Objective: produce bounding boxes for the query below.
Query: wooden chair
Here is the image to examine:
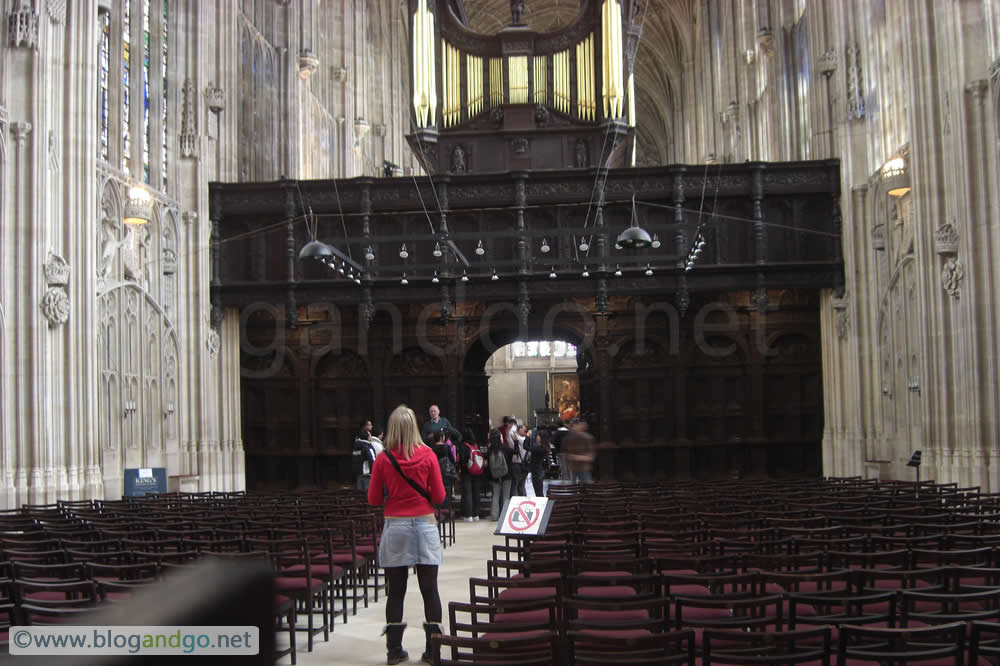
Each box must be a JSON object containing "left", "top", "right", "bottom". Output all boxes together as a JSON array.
[
  {"left": 968, "top": 620, "right": 1000, "bottom": 665},
  {"left": 702, "top": 627, "right": 832, "bottom": 665},
  {"left": 835, "top": 621, "right": 966, "bottom": 666},
  {"left": 429, "top": 631, "right": 559, "bottom": 665},
  {"left": 569, "top": 628, "right": 696, "bottom": 666},
  {"left": 447, "top": 597, "right": 558, "bottom": 639}
]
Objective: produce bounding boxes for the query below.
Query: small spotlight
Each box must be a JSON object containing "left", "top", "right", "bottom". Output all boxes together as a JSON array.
[
  {"left": 354, "top": 277, "right": 361, "bottom": 284},
  {"left": 549, "top": 267, "right": 557, "bottom": 279},
  {"left": 475, "top": 240, "right": 485, "bottom": 256},
  {"left": 491, "top": 268, "right": 499, "bottom": 281},
  {"left": 401, "top": 273, "right": 409, "bottom": 285},
  {"left": 461, "top": 270, "right": 469, "bottom": 282},
  {"left": 651, "top": 234, "right": 661, "bottom": 249},
  {"left": 614, "top": 242, "right": 623, "bottom": 250},
  {"left": 581, "top": 266, "right": 590, "bottom": 277},
  {"left": 541, "top": 238, "right": 550, "bottom": 253},
  {"left": 337, "top": 261, "right": 345, "bottom": 274},
  {"left": 432, "top": 270, "right": 440, "bottom": 284},
  {"left": 399, "top": 243, "right": 408, "bottom": 259},
  {"left": 579, "top": 240, "right": 590, "bottom": 252},
  {"left": 433, "top": 242, "right": 443, "bottom": 258},
  {"left": 645, "top": 264, "right": 654, "bottom": 276},
  {"left": 365, "top": 246, "right": 375, "bottom": 261},
  {"left": 614, "top": 265, "right": 623, "bottom": 277}
]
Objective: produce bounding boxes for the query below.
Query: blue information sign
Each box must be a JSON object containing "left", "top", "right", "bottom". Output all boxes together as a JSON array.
[{"left": 124, "top": 467, "right": 167, "bottom": 496}]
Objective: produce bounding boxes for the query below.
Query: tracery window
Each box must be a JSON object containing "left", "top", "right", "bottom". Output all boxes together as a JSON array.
[
  {"left": 238, "top": 4, "right": 280, "bottom": 181},
  {"left": 99, "top": 1, "right": 170, "bottom": 194},
  {"left": 512, "top": 341, "right": 577, "bottom": 358},
  {"left": 99, "top": 10, "right": 111, "bottom": 162}
]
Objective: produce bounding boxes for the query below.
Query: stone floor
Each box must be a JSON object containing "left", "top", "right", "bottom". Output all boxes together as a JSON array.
[{"left": 276, "top": 518, "right": 505, "bottom": 665}]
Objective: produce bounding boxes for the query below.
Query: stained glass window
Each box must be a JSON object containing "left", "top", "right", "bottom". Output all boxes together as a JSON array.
[
  {"left": 526, "top": 342, "right": 539, "bottom": 357},
  {"left": 142, "top": 0, "right": 150, "bottom": 183},
  {"left": 567, "top": 343, "right": 577, "bottom": 356},
  {"left": 161, "top": 0, "right": 168, "bottom": 191},
  {"left": 98, "top": 11, "right": 110, "bottom": 161},
  {"left": 122, "top": 0, "right": 131, "bottom": 172},
  {"left": 553, "top": 341, "right": 566, "bottom": 357},
  {"left": 512, "top": 342, "right": 526, "bottom": 358},
  {"left": 539, "top": 341, "right": 551, "bottom": 357}
]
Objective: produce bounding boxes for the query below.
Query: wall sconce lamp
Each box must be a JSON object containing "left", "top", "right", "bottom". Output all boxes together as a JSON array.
[
  {"left": 123, "top": 399, "right": 137, "bottom": 416},
  {"left": 907, "top": 376, "right": 920, "bottom": 394},
  {"left": 165, "top": 402, "right": 175, "bottom": 416}
]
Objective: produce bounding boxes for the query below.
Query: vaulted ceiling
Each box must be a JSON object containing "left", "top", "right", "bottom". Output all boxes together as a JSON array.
[{"left": 456, "top": 0, "right": 699, "bottom": 165}]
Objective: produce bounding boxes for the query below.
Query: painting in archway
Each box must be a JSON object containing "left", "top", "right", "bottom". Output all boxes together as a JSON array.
[{"left": 551, "top": 373, "right": 580, "bottom": 422}]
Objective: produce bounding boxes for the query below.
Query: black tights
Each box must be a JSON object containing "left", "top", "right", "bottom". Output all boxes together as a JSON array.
[{"left": 384, "top": 565, "right": 441, "bottom": 624}]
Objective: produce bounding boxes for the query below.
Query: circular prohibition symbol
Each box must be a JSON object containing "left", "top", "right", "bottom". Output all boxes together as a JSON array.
[{"left": 506, "top": 500, "right": 542, "bottom": 532}]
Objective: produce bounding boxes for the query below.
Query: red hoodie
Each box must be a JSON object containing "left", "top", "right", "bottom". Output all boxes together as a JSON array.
[{"left": 368, "top": 444, "right": 447, "bottom": 516}]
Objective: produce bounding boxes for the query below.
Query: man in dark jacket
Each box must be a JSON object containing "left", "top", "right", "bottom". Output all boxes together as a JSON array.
[
  {"left": 525, "top": 429, "right": 550, "bottom": 497},
  {"left": 352, "top": 431, "right": 377, "bottom": 491}
]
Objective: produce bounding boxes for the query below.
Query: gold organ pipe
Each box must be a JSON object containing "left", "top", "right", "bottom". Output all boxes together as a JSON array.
[
  {"left": 441, "top": 40, "right": 448, "bottom": 126},
  {"left": 576, "top": 41, "right": 582, "bottom": 117}
]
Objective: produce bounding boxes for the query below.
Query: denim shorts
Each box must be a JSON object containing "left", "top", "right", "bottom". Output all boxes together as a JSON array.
[{"left": 378, "top": 516, "right": 442, "bottom": 567}]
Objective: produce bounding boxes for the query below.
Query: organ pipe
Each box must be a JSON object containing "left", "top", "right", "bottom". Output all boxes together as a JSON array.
[
  {"left": 601, "top": 0, "right": 624, "bottom": 118},
  {"left": 412, "top": 0, "right": 437, "bottom": 127}
]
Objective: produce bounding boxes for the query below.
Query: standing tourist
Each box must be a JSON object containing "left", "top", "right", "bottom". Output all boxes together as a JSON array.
[{"left": 368, "top": 405, "right": 447, "bottom": 664}]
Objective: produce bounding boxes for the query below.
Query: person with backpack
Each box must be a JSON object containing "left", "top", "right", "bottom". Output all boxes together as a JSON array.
[
  {"left": 429, "top": 431, "right": 458, "bottom": 509},
  {"left": 457, "top": 428, "right": 484, "bottom": 521},
  {"left": 487, "top": 428, "right": 512, "bottom": 521}
]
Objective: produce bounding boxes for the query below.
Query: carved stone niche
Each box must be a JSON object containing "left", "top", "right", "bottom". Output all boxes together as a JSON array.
[
  {"left": 872, "top": 224, "right": 886, "bottom": 251},
  {"left": 205, "top": 86, "right": 225, "bottom": 113},
  {"left": 935, "top": 223, "right": 959, "bottom": 255},
  {"left": 162, "top": 248, "right": 177, "bottom": 275}
]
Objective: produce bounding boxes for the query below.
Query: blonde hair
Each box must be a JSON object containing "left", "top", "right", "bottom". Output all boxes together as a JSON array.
[{"left": 384, "top": 404, "right": 423, "bottom": 459}]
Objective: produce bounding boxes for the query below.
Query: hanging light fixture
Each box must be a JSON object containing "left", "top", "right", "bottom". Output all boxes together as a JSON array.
[
  {"left": 431, "top": 270, "right": 440, "bottom": 284},
  {"left": 651, "top": 234, "right": 661, "bottom": 249},
  {"left": 491, "top": 268, "right": 499, "bottom": 281},
  {"left": 579, "top": 239, "right": 590, "bottom": 252},
  {"left": 398, "top": 243, "right": 409, "bottom": 259},
  {"left": 461, "top": 270, "right": 469, "bottom": 282},
  {"left": 614, "top": 242, "right": 623, "bottom": 250},
  {"left": 616, "top": 194, "right": 652, "bottom": 249},
  {"left": 541, "top": 238, "right": 551, "bottom": 253},
  {"left": 337, "top": 260, "right": 345, "bottom": 274},
  {"left": 581, "top": 266, "right": 590, "bottom": 277},
  {"left": 365, "top": 246, "right": 375, "bottom": 261},
  {"left": 401, "top": 273, "right": 409, "bottom": 285},
  {"left": 298, "top": 239, "right": 334, "bottom": 261},
  {"left": 433, "top": 241, "right": 443, "bottom": 257},
  {"left": 614, "top": 264, "right": 623, "bottom": 277},
  {"left": 123, "top": 185, "right": 154, "bottom": 225},
  {"left": 645, "top": 264, "right": 654, "bottom": 276},
  {"left": 549, "top": 266, "right": 557, "bottom": 279},
  {"left": 475, "top": 240, "right": 485, "bottom": 256}
]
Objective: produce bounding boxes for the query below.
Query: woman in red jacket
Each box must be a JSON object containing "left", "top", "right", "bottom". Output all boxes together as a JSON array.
[{"left": 369, "top": 404, "right": 446, "bottom": 664}]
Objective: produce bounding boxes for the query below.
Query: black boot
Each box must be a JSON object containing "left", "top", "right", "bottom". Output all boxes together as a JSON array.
[
  {"left": 421, "top": 622, "right": 442, "bottom": 663},
  {"left": 382, "top": 622, "right": 408, "bottom": 665}
]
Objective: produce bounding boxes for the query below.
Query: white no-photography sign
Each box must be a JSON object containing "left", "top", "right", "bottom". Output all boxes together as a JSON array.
[{"left": 494, "top": 496, "right": 554, "bottom": 536}]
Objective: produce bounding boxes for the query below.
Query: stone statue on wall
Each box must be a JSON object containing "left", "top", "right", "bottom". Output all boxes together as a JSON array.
[
  {"left": 451, "top": 145, "right": 466, "bottom": 173},
  {"left": 510, "top": 0, "right": 525, "bottom": 25},
  {"left": 99, "top": 218, "right": 124, "bottom": 282},
  {"left": 574, "top": 139, "right": 588, "bottom": 168}
]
